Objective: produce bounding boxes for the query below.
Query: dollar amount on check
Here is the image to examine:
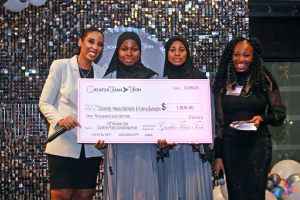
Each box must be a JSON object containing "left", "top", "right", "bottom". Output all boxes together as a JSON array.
[{"left": 78, "top": 79, "right": 212, "bottom": 143}]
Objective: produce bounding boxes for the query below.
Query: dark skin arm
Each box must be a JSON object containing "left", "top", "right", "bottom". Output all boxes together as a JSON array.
[
  {"left": 156, "top": 139, "right": 177, "bottom": 148},
  {"left": 156, "top": 139, "right": 200, "bottom": 149},
  {"left": 95, "top": 140, "right": 108, "bottom": 150},
  {"left": 214, "top": 158, "right": 225, "bottom": 177},
  {"left": 57, "top": 117, "right": 108, "bottom": 150},
  {"left": 250, "top": 116, "right": 263, "bottom": 128},
  {"left": 57, "top": 116, "right": 81, "bottom": 130}
]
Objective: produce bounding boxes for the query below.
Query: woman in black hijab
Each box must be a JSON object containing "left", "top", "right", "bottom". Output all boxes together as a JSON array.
[
  {"left": 103, "top": 32, "right": 158, "bottom": 79},
  {"left": 163, "top": 36, "right": 207, "bottom": 79},
  {"left": 156, "top": 36, "right": 213, "bottom": 200},
  {"left": 97, "top": 32, "right": 159, "bottom": 200}
]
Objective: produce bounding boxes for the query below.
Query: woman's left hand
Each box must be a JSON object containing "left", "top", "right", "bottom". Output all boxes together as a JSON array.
[
  {"left": 250, "top": 116, "right": 263, "bottom": 128},
  {"left": 157, "top": 139, "right": 177, "bottom": 149},
  {"left": 95, "top": 140, "right": 108, "bottom": 150}
]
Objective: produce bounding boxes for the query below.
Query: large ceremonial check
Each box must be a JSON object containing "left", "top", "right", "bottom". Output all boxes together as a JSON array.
[{"left": 78, "top": 79, "right": 212, "bottom": 143}]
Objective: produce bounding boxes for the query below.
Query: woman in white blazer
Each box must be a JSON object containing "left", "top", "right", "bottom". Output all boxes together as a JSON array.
[{"left": 39, "top": 27, "right": 107, "bottom": 200}]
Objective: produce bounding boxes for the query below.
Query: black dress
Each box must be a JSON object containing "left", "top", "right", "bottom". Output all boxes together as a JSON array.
[{"left": 214, "top": 72, "right": 285, "bottom": 200}]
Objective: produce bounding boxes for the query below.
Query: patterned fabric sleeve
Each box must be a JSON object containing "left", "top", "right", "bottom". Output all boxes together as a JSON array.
[
  {"left": 260, "top": 88, "right": 286, "bottom": 127},
  {"left": 213, "top": 91, "right": 225, "bottom": 158}
]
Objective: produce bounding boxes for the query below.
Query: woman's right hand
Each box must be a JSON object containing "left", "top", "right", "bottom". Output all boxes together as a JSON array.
[
  {"left": 57, "top": 116, "right": 81, "bottom": 130},
  {"left": 214, "top": 158, "right": 225, "bottom": 177},
  {"left": 95, "top": 140, "right": 108, "bottom": 150},
  {"left": 156, "top": 139, "right": 177, "bottom": 149}
]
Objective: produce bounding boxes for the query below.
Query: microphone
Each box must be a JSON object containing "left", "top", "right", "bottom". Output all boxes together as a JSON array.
[
  {"left": 218, "top": 169, "right": 226, "bottom": 186},
  {"left": 43, "top": 127, "right": 67, "bottom": 144}
]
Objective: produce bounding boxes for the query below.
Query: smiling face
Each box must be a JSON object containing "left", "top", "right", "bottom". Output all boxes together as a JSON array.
[
  {"left": 232, "top": 41, "right": 254, "bottom": 72},
  {"left": 118, "top": 39, "right": 140, "bottom": 67},
  {"left": 78, "top": 31, "right": 104, "bottom": 62},
  {"left": 168, "top": 40, "right": 187, "bottom": 67}
]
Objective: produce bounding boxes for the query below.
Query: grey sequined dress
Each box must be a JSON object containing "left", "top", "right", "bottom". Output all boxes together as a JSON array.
[
  {"left": 157, "top": 144, "right": 213, "bottom": 200},
  {"left": 102, "top": 71, "right": 159, "bottom": 200},
  {"left": 157, "top": 78, "right": 214, "bottom": 200}
]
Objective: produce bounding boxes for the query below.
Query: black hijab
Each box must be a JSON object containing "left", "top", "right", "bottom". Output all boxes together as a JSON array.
[
  {"left": 104, "top": 32, "right": 158, "bottom": 79},
  {"left": 163, "top": 36, "right": 207, "bottom": 79}
]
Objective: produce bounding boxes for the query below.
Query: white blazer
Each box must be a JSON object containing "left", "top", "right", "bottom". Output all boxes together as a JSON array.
[{"left": 39, "top": 55, "right": 106, "bottom": 158}]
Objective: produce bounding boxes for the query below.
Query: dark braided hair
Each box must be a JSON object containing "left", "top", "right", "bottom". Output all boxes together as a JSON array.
[
  {"left": 212, "top": 37, "right": 278, "bottom": 95},
  {"left": 71, "top": 27, "right": 104, "bottom": 57}
]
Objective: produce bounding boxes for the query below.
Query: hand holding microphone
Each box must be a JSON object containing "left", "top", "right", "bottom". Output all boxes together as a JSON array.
[
  {"left": 43, "top": 116, "right": 81, "bottom": 144},
  {"left": 214, "top": 158, "right": 226, "bottom": 185},
  {"left": 57, "top": 116, "right": 81, "bottom": 131},
  {"left": 218, "top": 169, "right": 226, "bottom": 186}
]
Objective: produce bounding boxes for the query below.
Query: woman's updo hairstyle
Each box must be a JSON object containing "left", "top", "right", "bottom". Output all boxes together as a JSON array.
[{"left": 71, "top": 27, "right": 104, "bottom": 57}]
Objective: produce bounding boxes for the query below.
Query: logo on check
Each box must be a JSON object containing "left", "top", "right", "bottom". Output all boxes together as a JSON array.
[{"left": 86, "top": 86, "right": 141, "bottom": 94}]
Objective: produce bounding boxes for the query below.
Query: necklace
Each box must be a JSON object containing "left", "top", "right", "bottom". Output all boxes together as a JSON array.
[
  {"left": 77, "top": 57, "right": 92, "bottom": 78},
  {"left": 240, "top": 90, "right": 252, "bottom": 97},
  {"left": 79, "top": 67, "right": 92, "bottom": 78},
  {"left": 236, "top": 73, "right": 252, "bottom": 97}
]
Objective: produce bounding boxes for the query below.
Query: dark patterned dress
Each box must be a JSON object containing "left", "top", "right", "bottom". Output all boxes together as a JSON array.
[{"left": 214, "top": 71, "right": 286, "bottom": 200}]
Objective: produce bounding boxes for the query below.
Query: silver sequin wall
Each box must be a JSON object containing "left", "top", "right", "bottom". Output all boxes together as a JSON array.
[{"left": 0, "top": 0, "right": 249, "bottom": 199}]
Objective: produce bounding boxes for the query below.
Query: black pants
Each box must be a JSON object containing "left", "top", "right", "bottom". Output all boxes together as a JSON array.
[{"left": 222, "top": 127, "right": 272, "bottom": 200}]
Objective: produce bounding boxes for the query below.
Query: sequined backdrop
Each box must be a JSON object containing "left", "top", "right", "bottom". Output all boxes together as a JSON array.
[{"left": 0, "top": 0, "right": 249, "bottom": 199}]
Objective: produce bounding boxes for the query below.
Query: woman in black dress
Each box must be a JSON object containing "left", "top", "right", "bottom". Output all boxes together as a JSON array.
[{"left": 212, "top": 37, "right": 286, "bottom": 200}]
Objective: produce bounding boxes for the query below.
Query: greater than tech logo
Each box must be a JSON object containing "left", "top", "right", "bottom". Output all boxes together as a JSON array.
[{"left": 86, "top": 86, "right": 141, "bottom": 93}]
